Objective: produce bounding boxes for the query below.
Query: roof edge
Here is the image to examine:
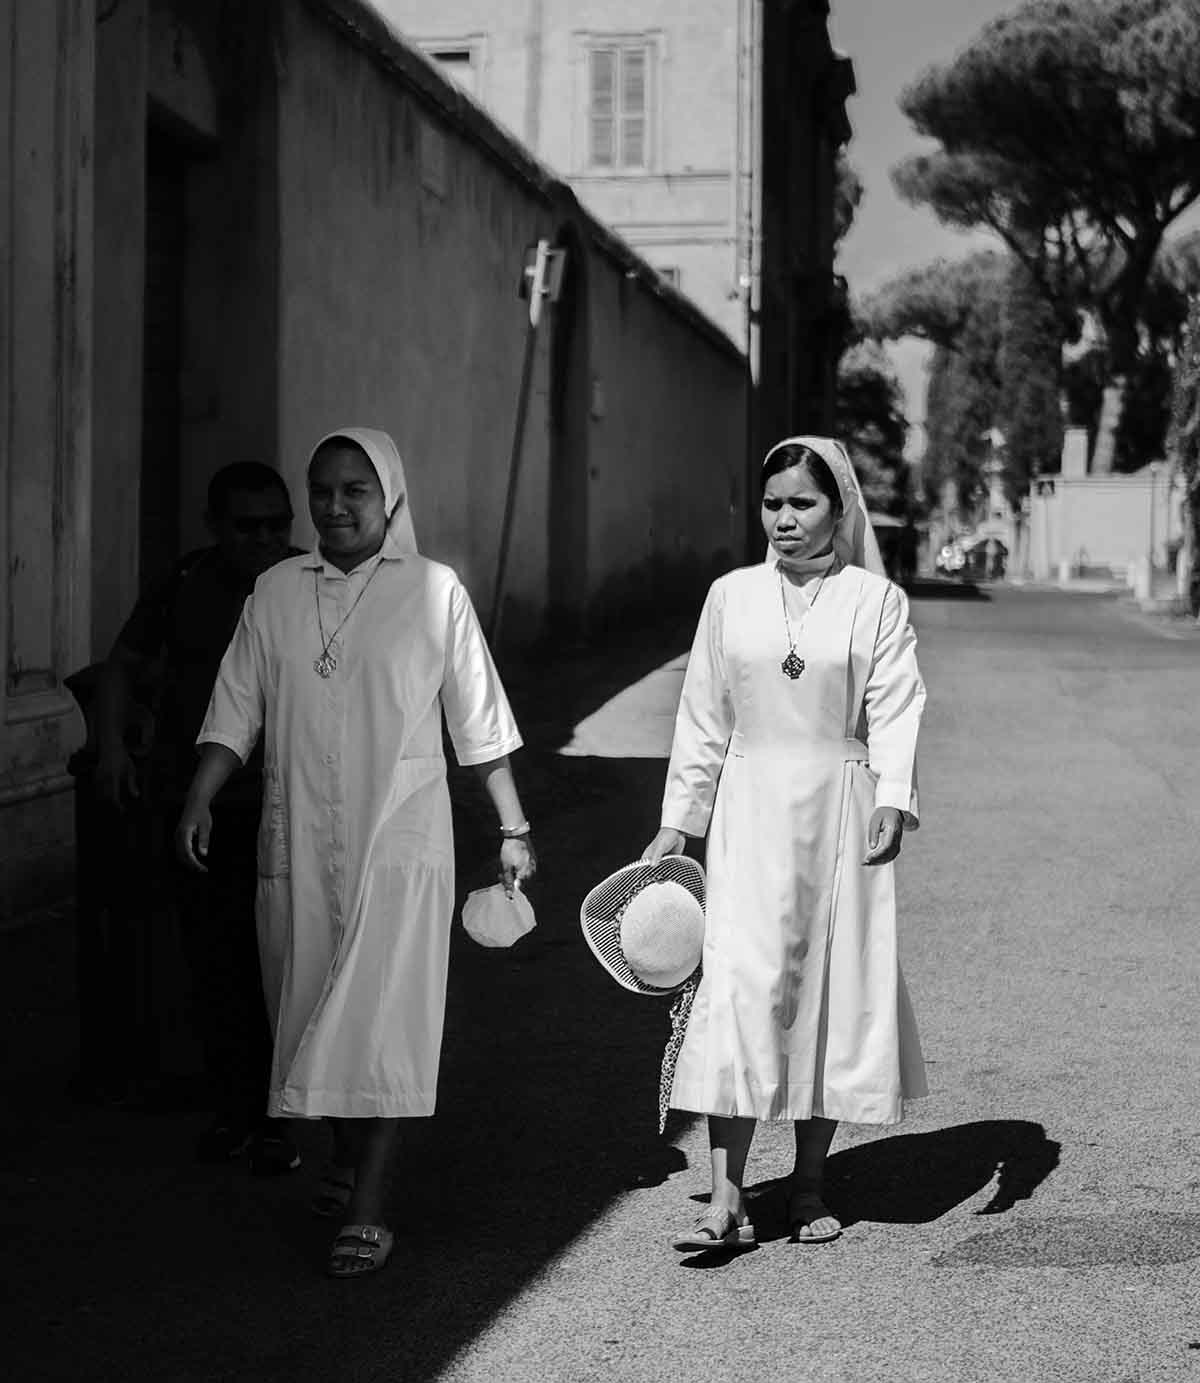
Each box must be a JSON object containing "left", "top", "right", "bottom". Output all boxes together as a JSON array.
[{"left": 300, "top": 0, "right": 747, "bottom": 366}]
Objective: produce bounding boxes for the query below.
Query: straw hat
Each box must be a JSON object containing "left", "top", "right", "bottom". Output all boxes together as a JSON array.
[{"left": 580, "top": 856, "right": 706, "bottom": 995}]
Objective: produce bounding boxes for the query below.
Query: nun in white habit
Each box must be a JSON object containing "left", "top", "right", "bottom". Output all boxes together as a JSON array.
[
  {"left": 177, "top": 428, "right": 536, "bottom": 1278},
  {"left": 642, "top": 436, "right": 927, "bottom": 1253}
]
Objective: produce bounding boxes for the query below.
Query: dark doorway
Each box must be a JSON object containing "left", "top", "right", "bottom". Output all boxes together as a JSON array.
[
  {"left": 547, "top": 222, "right": 591, "bottom": 640},
  {"left": 139, "top": 126, "right": 189, "bottom": 587}
]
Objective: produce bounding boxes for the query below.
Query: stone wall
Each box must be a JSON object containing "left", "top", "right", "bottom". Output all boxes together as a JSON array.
[
  {"left": 1027, "top": 467, "right": 1183, "bottom": 581},
  {"left": 362, "top": 0, "right": 754, "bottom": 346},
  {"left": 0, "top": 0, "right": 748, "bottom": 915},
  {"left": 0, "top": 0, "right": 94, "bottom": 913},
  {"left": 276, "top": 0, "right": 748, "bottom": 636}
]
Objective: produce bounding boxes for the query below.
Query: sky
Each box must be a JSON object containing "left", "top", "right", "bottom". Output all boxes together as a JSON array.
[
  {"left": 829, "top": 0, "right": 1200, "bottom": 444},
  {"left": 827, "top": 0, "right": 1026, "bottom": 440},
  {"left": 368, "top": 0, "right": 1196, "bottom": 443}
]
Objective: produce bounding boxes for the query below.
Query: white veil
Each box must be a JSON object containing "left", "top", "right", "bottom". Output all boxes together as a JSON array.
[
  {"left": 309, "top": 427, "right": 418, "bottom": 558},
  {"left": 761, "top": 435, "right": 885, "bottom": 577}
]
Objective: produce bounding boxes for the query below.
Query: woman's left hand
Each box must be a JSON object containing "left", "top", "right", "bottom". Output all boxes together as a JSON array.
[
  {"left": 863, "top": 807, "right": 904, "bottom": 866},
  {"left": 499, "top": 836, "right": 537, "bottom": 896}
]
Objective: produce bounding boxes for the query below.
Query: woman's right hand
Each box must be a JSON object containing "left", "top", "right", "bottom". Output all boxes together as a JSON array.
[
  {"left": 175, "top": 800, "right": 213, "bottom": 874},
  {"left": 640, "top": 827, "right": 687, "bottom": 863}
]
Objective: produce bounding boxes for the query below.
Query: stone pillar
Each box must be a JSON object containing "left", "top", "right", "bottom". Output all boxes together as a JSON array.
[
  {"left": 1089, "top": 379, "right": 1124, "bottom": 476},
  {"left": 0, "top": 0, "right": 94, "bottom": 914}
]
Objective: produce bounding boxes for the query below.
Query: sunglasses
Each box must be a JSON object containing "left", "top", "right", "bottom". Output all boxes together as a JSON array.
[{"left": 231, "top": 515, "right": 292, "bottom": 535}]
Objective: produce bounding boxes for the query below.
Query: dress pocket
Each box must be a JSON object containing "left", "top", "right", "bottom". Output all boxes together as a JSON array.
[{"left": 256, "top": 776, "right": 290, "bottom": 878}]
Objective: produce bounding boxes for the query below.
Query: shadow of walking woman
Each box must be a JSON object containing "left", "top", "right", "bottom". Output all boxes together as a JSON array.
[{"left": 742, "top": 1120, "right": 1061, "bottom": 1243}]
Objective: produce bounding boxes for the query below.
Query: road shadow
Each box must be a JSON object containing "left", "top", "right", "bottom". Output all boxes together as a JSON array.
[
  {"left": 497, "top": 614, "right": 697, "bottom": 750},
  {"left": 906, "top": 577, "right": 991, "bottom": 602},
  {"left": 2, "top": 644, "right": 700, "bottom": 1383},
  {"left": 739, "top": 1120, "right": 1061, "bottom": 1244}
]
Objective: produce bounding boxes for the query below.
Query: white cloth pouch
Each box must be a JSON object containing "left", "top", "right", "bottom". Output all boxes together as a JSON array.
[{"left": 461, "top": 882, "right": 536, "bottom": 948}]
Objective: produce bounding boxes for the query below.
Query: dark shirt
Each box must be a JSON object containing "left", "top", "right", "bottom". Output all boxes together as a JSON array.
[{"left": 118, "top": 546, "right": 301, "bottom": 808}]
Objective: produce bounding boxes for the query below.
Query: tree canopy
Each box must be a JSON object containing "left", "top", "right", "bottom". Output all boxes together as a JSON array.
[
  {"left": 833, "top": 152, "right": 864, "bottom": 251},
  {"left": 857, "top": 253, "right": 1007, "bottom": 510},
  {"left": 835, "top": 342, "right": 910, "bottom": 514},
  {"left": 997, "top": 260, "right": 1064, "bottom": 500},
  {"left": 858, "top": 252, "right": 1007, "bottom": 352},
  {"left": 892, "top": 0, "right": 1200, "bottom": 467}
]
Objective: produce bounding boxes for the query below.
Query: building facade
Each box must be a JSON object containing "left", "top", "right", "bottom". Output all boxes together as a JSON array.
[
  {"left": 1026, "top": 429, "right": 1183, "bottom": 586},
  {"left": 0, "top": 0, "right": 751, "bottom": 917},
  {"left": 1, "top": 0, "right": 850, "bottom": 917},
  {"left": 371, "top": 0, "right": 761, "bottom": 349}
]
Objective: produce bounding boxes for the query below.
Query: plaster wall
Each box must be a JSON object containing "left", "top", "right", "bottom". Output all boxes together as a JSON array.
[
  {"left": 585, "top": 263, "right": 747, "bottom": 623},
  {"left": 276, "top": 2, "right": 747, "bottom": 632},
  {"left": 1028, "top": 470, "right": 1182, "bottom": 579},
  {"left": 275, "top": 2, "right": 555, "bottom": 616},
  {"left": 371, "top": 0, "right": 747, "bottom": 345},
  {"left": 0, "top": 0, "right": 750, "bottom": 913}
]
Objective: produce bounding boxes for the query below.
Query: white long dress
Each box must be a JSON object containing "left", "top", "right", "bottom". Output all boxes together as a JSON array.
[
  {"left": 661, "top": 560, "right": 927, "bottom": 1124},
  {"left": 198, "top": 549, "right": 521, "bottom": 1118}
]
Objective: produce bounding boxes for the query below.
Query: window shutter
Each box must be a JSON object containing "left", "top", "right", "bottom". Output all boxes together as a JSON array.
[
  {"left": 589, "top": 48, "right": 616, "bottom": 167},
  {"left": 620, "top": 47, "right": 647, "bottom": 168}
]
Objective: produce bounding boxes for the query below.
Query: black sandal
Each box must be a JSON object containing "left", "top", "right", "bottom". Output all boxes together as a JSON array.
[
  {"left": 788, "top": 1184, "right": 842, "bottom": 1244},
  {"left": 327, "top": 1224, "right": 394, "bottom": 1278},
  {"left": 310, "top": 1163, "right": 356, "bottom": 1218}
]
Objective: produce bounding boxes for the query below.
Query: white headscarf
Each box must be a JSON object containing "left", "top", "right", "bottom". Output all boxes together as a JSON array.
[
  {"left": 309, "top": 427, "right": 418, "bottom": 558},
  {"left": 761, "top": 435, "right": 885, "bottom": 577}
]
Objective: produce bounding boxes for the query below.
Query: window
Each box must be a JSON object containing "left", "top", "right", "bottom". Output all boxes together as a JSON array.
[
  {"left": 419, "top": 43, "right": 481, "bottom": 100},
  {"left": 588, "top": 43, "right": 649, "bottom": 170},
  {"left": 656, "top": 266, "right": 681, "bottom": 288}
]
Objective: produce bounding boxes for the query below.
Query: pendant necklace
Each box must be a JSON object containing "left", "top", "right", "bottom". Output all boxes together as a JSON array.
[
  {"left": 778, "top": 566, "right": 828, "bottom": 680},
  {"left": 313, "top": 561, "right": 382, "bottom": 677}
]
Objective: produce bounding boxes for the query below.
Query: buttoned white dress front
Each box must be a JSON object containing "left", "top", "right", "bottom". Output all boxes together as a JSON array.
[
  {"left": 198, "top": 548, "right": 521, "bottom": 1119},
  {"left": 661, "top": 560, "right": 927, "bottom": 1124}
]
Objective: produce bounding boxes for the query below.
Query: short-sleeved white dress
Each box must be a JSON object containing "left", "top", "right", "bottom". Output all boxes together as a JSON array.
[
  {"left": 199, "top": 548, "right": 521, "bottom": 1119},
  {"left": 661, "top": 559, "right": 927, "bottom": 1124}
]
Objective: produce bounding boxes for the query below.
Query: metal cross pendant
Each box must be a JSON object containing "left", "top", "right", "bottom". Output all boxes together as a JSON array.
[
  {"left": 314, "top": 651, "right": 337, "bottom": 678},
  {"left": 781, "top": 651, "right": 806, "bottom": 680}
]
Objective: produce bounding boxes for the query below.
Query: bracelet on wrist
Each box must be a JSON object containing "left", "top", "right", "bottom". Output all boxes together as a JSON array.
[{"left": 500, "top": 820, "right": 532, "bottom": 839}]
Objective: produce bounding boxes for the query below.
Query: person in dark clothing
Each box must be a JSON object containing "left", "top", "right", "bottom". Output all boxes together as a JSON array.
[{"left": 96, "top": 462, "right": 302, "bottom": 1173}]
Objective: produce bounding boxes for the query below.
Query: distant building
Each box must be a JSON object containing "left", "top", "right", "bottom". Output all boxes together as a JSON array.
[
  {"left": 370, "top": 0, "right": 761, "bottom": 349},
  {"left": 754, "top": 0, "right": 854, "bottom": 456},
  {"left": 1026, "top": 430, "right": 1183, "bottom": 586},
  {"left": 370, "top": 0, "right": 856, "bottom": 551}
]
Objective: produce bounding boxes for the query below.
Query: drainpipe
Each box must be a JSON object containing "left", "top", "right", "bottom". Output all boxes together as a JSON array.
[{"left": 489, "top": 239, "right": 565, "bottom": 647}]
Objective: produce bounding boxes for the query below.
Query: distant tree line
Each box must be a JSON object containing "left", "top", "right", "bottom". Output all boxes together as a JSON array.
[
  {"left": 832, "top": 152, "right": 913, "bottom": 519},
  {"left": 847, "top": 0, "right": 1200, "bottom": 516}
]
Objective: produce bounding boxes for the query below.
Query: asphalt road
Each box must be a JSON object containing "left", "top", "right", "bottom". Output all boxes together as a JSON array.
[{"left": 3, "top": 585, "right": 1199, "bottom": 1383}]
